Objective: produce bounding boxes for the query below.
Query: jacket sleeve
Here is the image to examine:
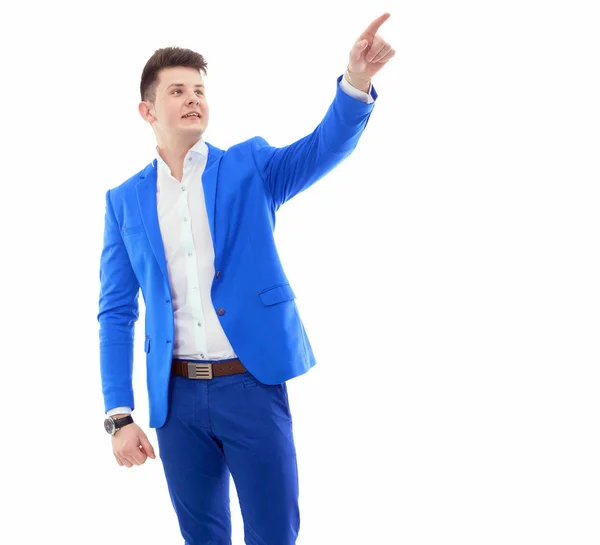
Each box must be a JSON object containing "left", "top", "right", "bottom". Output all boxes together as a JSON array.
[
  {"left": 97, "top": 189, "right": 140, "bottom": 412},
  {"left": 250, "top": 74, "right": 378, "bottom": 209}
]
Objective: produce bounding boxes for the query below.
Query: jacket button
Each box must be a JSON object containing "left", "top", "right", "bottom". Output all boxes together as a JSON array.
[
  {"left": 215, "top": 271, "right": 221, "bottom": 279},
  {"left": 217, "top": 308, "right": 226, "bottom": 316}
]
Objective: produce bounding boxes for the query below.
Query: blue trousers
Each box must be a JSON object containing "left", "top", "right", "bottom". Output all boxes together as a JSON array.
[{"left": 156, "top": 361, "right": 300, "bottom": 545}]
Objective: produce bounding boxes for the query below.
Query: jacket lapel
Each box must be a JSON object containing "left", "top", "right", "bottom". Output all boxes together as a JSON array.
[
  {"left": 135, "top": 145, "right": 223, "bottom": 283},
  {"left": 136, "top": 160, "right": 169, "bottom": 282},
  {"left": 203, "top": 143, "right": 222, "bottom": 249}
]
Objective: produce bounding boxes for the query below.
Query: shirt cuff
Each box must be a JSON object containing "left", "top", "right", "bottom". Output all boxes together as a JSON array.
[
  {"left": 106, "top": 406, "right": 132, "bottom": 416},
  {"left": 338, "top": 75, "right": 375, "bottom": 104}
]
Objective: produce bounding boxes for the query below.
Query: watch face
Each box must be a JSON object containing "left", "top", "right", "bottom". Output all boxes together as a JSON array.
[{"left": 104, "top": 418, "right": 115, "bottom": 435}]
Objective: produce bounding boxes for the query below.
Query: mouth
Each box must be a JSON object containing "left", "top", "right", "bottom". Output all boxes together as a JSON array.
[{"left": 182, "top": 112, "right": 201, "bottom": 120}]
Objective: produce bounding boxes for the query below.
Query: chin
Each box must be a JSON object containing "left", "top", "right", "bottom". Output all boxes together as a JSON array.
[
  {"left": 178, "top": 125, "right": 205, "bottom": 136},
  {"left": 181, "top": 123, "right": 206, "bottom": 133}
]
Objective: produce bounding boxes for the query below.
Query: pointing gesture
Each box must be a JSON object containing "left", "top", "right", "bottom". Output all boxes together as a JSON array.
[{"left": 346, "top": 13, "right": 395, "bottom": 89}]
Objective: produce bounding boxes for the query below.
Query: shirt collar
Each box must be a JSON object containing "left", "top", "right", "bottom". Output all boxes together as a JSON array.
[{"left": 156, "top": 138, "right": 208, "bottom": 172}]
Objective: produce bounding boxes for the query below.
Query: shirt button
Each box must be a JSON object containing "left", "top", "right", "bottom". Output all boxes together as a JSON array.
[
  {"left": 188, "top": 157, "right": 193, "bottom": 161},
  {"left": 188, "top": 251, "right": 193, "bottom": 256},
  {"left": 181, "top": 186, "right": 186, "bottom": 192},
  {"left": 193, "top": 287, "right": 197, "bottom": 291},
  {"left": 197, "top": 321, "right": 202, "bottom": 327},
  {"left": 184, "top": 217, "right": 188, "bottom": 222},
  {"left": 200, "top": 353, "right": 205, "bottom": 359},
  {"left": 215, "top": 271, "right": 221, "bottom": 279},
  {"left": 217, "top": 308, "right": 226, "bottom": 316}
]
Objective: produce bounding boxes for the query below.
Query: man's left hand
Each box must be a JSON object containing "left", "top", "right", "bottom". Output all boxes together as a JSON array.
[{"left": 347, "top": 13, "right": 396, "bottom": 88}]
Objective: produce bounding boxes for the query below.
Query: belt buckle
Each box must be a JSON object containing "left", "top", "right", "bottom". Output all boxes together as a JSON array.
[{"left": 187, "top": 362, "right": 213, "bottom": 379}]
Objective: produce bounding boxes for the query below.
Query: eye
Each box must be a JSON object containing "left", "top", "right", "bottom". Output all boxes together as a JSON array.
[{"left": 195, "top": 90, "right": 203, "bottom": 95}]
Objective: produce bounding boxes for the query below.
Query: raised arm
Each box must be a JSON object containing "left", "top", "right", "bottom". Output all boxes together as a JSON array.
[{"left": 251, "top": 13, "right": 396, "bottom": 208}]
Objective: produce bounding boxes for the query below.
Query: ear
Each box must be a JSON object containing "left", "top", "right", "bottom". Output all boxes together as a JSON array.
[{"left": 138, "top": 101, "right": 155, "bottom": 123}]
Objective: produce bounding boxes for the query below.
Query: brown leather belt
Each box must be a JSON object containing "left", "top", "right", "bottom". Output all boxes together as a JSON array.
[{"left": 171, "top": 358, "right": 247, "bottom": 380}]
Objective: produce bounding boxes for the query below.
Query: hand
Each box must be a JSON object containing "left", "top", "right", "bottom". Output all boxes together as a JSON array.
[
  {"left": 112, "top": 422, "right": 156, "bottom": 468},
  {"left": 347, "top": 13, "right": 396, "bottom": 87}
]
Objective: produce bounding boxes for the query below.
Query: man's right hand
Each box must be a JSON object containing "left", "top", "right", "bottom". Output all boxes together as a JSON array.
[{"left": 111, "top": 422, "right": 156, "bottom": 468}]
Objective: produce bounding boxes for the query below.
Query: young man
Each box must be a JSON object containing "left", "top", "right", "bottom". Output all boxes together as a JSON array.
[{"left": 98, "top": 13, "right": 395, "bottom": 545}]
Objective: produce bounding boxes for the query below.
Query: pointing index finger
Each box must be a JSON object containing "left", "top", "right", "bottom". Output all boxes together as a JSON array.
[{"left": 360, "top": 12, "right": 391, "bottom": 39}]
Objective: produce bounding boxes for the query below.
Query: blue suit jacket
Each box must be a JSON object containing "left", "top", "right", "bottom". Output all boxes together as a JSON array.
[{"left": 98, "top": 76, "right": 378, "bottom": 428}]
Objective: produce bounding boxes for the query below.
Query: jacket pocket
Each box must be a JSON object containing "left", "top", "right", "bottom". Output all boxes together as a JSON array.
[
  {"left": 258, "top": 283, "right": 296, "bottom": 306},
  {"left": 144, "top": 336, "right": 151, "bottom": 354}
]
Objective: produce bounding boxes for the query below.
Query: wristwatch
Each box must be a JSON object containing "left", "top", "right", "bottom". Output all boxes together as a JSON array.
[{"left": 104, "top": 415, "right": 134, "bottom": 436}]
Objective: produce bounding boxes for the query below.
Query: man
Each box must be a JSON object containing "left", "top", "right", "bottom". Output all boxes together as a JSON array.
[{"left": 98, "top": 13, "right": 395, "bottom": 545}]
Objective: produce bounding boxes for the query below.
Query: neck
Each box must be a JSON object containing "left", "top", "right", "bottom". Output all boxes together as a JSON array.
[{"left": 156, "top": 135, "right": 202, "bottom": 182}]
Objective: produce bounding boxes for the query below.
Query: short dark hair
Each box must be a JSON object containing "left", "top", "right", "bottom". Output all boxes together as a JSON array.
[{"left": 140, "top": 47, "right": 208, "bottom": 103}]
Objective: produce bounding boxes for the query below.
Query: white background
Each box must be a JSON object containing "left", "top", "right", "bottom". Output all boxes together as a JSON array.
[{"left": 1, "top": 0, "right": 599, "bottom": 543}]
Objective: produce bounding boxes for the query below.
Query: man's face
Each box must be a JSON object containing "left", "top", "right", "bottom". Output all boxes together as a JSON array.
[{"left": 140, "top": 66, "right": 209, "bottom": 143}]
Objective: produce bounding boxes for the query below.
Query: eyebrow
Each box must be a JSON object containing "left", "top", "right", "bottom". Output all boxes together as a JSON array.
[{"left": 166, "top": 83, "right": 205, "bottom": 89}]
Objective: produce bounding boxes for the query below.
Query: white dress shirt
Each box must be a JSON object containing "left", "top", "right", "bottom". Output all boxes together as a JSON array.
[{"left": 106, "top": 77, "right": 374, "bottom": 416}]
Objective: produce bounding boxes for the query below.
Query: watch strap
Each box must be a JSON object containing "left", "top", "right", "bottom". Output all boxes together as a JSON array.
[{"left": 113, "top": 415, "right": 134, "bottom": 430}]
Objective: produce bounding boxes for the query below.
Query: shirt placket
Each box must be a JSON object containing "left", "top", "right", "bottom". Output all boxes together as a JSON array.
[{"left": 181, "top": 158, "right": 208, "bottom": 359}]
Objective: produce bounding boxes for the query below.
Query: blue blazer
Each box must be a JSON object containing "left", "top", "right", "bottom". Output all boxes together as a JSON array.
[{"left": 98, "top": 76, "right": 378, "bottom": 428}]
